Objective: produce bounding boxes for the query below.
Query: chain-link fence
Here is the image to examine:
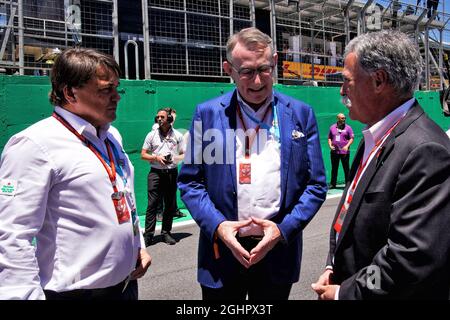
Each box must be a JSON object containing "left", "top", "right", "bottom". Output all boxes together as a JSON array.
[
  {"left": 0, "top": 0, "right": 115, "bottom": 75},
  {"left": 1, "top": 0, "right": 449, "bottom": 90}
]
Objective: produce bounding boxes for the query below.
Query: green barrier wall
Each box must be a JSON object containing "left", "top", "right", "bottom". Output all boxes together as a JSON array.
[{"left": 1, "top": 75, "right": 449, "bottom": 217}]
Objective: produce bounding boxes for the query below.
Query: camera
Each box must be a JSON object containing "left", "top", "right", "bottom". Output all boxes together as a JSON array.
[{"left": 164, "top": 154, "right": 172, "bottom": 162}]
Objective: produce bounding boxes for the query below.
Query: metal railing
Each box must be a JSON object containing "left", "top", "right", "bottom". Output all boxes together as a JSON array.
[{"left": 0, "top": 0, "right": 449, "bottom": 90}]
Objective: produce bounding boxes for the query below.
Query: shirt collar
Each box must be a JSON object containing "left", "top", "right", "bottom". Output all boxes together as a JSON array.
[
  {"left": 54, "top": 106, "right": 111, "bottom": 140},
  {"left": 236, "top": 90, "right": 274, "bottom": 118},
  {"left": 362, "top": 98, "right": 415, "bottom": 146},
  {"left": 158, "top": 126, "right": 174, "bottom": 137}
]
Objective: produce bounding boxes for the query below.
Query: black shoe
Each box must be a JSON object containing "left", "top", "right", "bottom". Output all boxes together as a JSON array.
[
  {"left": 144, "top": 238, "right": 154, "bottom": 247},
  {"left": 161, "top": 232, "right": 177, "bottom": 245},
  {"left": 174, "top": 209, "right": 186, "bottom": 218}
]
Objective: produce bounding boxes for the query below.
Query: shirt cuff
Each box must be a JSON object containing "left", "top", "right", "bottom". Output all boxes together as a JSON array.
[{"left": 334, "top": 286, "right": 340, "bottom": 300}]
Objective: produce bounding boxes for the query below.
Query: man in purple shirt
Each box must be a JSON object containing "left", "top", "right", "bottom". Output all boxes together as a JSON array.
[{"left": 328, "top": 113, "right": 354, "bottom": 188}]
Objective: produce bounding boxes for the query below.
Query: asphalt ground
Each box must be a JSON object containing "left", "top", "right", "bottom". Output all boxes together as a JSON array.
[{"left": 137, "top": 189, "right": 344, "bottom": 300}]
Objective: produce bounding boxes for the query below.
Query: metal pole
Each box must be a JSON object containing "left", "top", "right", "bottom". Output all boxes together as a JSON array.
[
  {"left": 112, "top": 0, "right": 119, "bottom": 64},
  {"left": 269, "top": 0, "right": 278, "bottom": 83},
  {"left": 424, "top": 11, "right": 438, "bottom": 90},
  {"left": 250, "top": 0, "right": 256, "bottom": 27},
  {"left": 359, "top": 0, "right": 374, "bottom": 35},
  {"left": 425, "top": 25, "right": 430, "bottom": 90},
  {"left": 439, "top": 29, "right": 443, "bottom": 89},
  {"left": 18, "top": 0, "right": 24, "bottom": 75},
  {"left": 229, "top": 0, "right": 233, "bottom": 83},
  {"left": 310, "top": 24, "right": 314, "bottom": 80},
  {"left": 344, "top": 0, "right": 354, "bottom": 45},
  {"left": 141, "top": 0, "right": 151, "bottom": 79},
  {"left": 0, "top": 6, "right": 16, "bottom": 61},
  {"left": 229, "top": 0, "right": 233, "bottom": 35},
  {"left": 124, "top": 40, "right": 139, "bottom": 80},
  {"left": 322, "top": 13, "right": 325, "bottom": 59},
  {"left": 414, "top": 9, "right": 427, "bottom": 45},
  {"left": 219, "top": 0, "right": 223, "bottom": 77},
  {"left": 184, "top": 0, "right": 189, "bottom": 75}
]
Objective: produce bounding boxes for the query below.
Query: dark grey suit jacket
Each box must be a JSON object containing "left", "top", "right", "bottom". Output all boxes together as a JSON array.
[{"left": 327, "top": 102, "right": 450, "bottom": 299}]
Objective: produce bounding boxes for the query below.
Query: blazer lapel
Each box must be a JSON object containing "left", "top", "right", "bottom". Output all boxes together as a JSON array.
[
  {"left": 220, "top": 91, "right": 238, "bottom": 195},
  {"left": 276, "top": 93, "right": 292, "bottom": 208}
]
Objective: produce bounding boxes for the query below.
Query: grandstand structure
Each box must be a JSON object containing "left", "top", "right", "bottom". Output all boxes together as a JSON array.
[{"left": 0, "top": 0, "right": 449, "bottom": 90}]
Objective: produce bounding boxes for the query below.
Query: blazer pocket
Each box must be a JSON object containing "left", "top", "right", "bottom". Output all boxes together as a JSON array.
[
  {"left": 291, "top": 138, "right": 307, "bottom": 163},
  {"left": 364, "top": 191, "right": 388, "bottom": 203}
]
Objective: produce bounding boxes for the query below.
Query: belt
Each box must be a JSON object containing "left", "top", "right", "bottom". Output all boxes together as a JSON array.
[
  {"left": 44, "top": 278, "right": 131, "bottom": 300},
  {"left": 151, "top": 167, "right": 178, "bottom": 174},
  {"left": 236, "top": 235, "right": 263, "bottom": 251}
]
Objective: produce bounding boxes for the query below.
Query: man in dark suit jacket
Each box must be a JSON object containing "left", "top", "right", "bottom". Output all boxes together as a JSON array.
[
  {"left": 178, "top": 27, "right": 327, "bottom": 300},
  {"left": 312, "top": 30, "right": 450, "bottom": 299}
]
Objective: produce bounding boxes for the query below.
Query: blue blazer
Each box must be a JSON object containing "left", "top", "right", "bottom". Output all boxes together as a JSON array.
[{"left": 178, "top": 90, "right": 327, "bottom": 288}]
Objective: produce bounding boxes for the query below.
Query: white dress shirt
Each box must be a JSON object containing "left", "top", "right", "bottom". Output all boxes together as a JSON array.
[
  {"left": 235, "top": 92, "right": 281, "bottom": 237},
  {"left": 0, "top": 106, "right": 144, "bottom": 300}
]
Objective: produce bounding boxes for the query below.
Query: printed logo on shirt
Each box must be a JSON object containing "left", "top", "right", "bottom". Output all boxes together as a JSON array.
[{"left": 0, "top": 179, "right": 17, "bottom": 196}]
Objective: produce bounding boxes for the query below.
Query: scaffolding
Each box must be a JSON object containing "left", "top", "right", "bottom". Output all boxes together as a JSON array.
[
  {"left": 0, "top": 0, "right": 449, "bottom": 90},
  {"left": 0, "top": 0, "right": 116, "bottom": 75}
]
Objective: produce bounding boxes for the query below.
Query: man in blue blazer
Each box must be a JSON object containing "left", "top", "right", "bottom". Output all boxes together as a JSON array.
[{"left": 178, "top": 27, "right": 327, "bottom": 300}]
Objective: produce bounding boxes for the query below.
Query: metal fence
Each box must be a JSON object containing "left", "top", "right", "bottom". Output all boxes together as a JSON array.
[
  {"left": 1, "top": 0, "right": 449, "bottom": 90},
  {"left": 143, "top": 0, "right": 252, "bottom": 79},
  {"left": 0, "top": 0, "right": 115, "bottom": 75}
]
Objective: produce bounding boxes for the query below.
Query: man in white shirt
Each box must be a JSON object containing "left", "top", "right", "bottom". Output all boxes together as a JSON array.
[
  {"left": 312, "top": 30, "right": 450, "bottom": 299},
  {"left": 141, "top": 108, "right": 184, "bottom": 246},
  {"left": 0, "top": 48, "right": 152, "bottom": 300}
]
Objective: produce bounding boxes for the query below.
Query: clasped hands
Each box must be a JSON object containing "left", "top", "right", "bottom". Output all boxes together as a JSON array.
[{"left": 216, "top": 217, "right": 282, "bottom": 269}]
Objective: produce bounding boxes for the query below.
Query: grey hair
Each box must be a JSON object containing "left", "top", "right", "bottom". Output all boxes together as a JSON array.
[
  {"left": 344, "top": 30, "right": 423, "bottom": 97},
  {"left": 226, "top": 27, "right": 274, "bottom": 62}
]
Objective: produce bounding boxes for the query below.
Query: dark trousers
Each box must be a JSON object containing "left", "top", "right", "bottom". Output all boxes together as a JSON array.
[
  {"left": 144, "top": 168, "right": 178, "bottom": 243},
  {"left": 201, "top": 237, "right": 292, "bottom": 300},
  {"left": 330, "top": 152, "right": 350, "bottom": 186},
  {"left": 427, "top": 0, "right": 438, "bottom": 18},
  {"left": 44, "top": 279, "right": 138, "bottom": 300}
]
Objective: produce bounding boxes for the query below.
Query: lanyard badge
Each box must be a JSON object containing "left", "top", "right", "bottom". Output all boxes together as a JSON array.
[
  {"left": 239, "top": 160, "right": 252, "bottom": 184},
  {"left": 111, "top": 191, "right": 131, "bottom": 224}
]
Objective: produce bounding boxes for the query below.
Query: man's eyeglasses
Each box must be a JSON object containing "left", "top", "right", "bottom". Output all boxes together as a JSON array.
[{"left": 229, "top": 62, "right": 274, "bottom": 80}]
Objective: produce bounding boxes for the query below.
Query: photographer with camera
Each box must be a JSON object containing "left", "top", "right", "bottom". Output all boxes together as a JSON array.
[{"left": 141, "top": 108, "right": 185, "bottom": 246}]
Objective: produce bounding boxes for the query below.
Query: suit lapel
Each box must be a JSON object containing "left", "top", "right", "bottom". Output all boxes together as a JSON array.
[
  {"left": 276, "top": 94, "right": 292, "bottom": 208},
  {"left": 220, "top": 91, "right": 238, "bottom": 194}
]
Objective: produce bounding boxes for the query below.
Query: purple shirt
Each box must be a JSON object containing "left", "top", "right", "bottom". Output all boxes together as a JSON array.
[{"left": 328, "top": 123, "right": 354, "bottom": 154}]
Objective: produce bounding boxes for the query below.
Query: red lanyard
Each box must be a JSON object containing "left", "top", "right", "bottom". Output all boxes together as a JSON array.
[
  {"left": 52, "top": 112, "right": 118, "bottom": 191},
  {"left": 236, "top": 103, "right": 271, "bottom": 159},
  {"left": 334, "top": 117, "right": 403, "bottom": 233}
]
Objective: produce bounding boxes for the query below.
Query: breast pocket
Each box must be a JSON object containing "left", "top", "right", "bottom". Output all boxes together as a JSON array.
[{"left": 291, "top": 137, "right": 308, "bottom": 169}]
